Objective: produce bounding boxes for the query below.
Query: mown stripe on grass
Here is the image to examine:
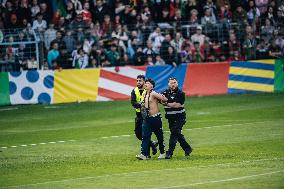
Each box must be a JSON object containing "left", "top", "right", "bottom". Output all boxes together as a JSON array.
[
  {"left": 150, "top": 170, "right": 284, "bottom": 189},
  {"left": 0, "top": 121, "right": 276, "bottom": 149},
  {"left": 0, "top": 158, "right": 283, "bottom": 189}
]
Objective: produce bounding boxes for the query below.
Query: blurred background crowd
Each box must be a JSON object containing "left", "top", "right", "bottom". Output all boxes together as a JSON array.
[{"left": 0, "top": 0, "right": 283, "bottom": 71}]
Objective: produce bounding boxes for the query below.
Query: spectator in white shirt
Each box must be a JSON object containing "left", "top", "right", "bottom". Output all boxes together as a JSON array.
[
  {"left": 32, "top": 13, "right": 47, "bottom": 32},
  {"left": 148, "top": 26, "right": 165, "bottom": 54},
  {"left": 44, "top": 23, "right": 57, "bottom": 50},
  {"left": 72, "top": 48, "right": 89, "bottom": 69},
  {"left": 191, "top": 25, "right": 206, "bottom": 46}
]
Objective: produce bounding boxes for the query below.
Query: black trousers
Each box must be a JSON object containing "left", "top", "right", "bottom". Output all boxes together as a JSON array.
[
  {"left": 135, "top": 115, "right": 143, "bottom": 140},
  {"left": 167, "top": 119, "right": 192, "bottom": 155},
  {"left": 135, "top": 115, "right": 156, "bottom": 153}
]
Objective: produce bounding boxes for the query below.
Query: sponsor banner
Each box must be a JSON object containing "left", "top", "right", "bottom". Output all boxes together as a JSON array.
[
  {"left": 53, "top": 69, "right": 100, "bottom": 103},
  {"left": 274, "top": 58, "right": 284, "bottom": 93},
  {"left": 249, "top": 59, "right": 275, "bottom": 64},
  {"left": 98, "top": 66, "right": 146, "bottom": 101},
  {"left": 145, "top": 64, "right": 187, "bottom": 93},
  {"left": 8, "top": 71, "right": 54, "bottom": 105},
  {"left": 228, "top": 61, "right": 274, "bottom": 93},
  {"left": 183, "top": 62, "right": 230, "bottom": 96},
  {"left": 0, "top": 72, "right": 10, "bottom": 105}
]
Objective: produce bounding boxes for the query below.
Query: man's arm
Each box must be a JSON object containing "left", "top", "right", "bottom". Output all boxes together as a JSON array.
[
  {"left": 131, "top": 89, "right": 141, "bottom": 109},
  {"left": 166, "top": 102, "right": 184, "bottom": 108},
  {"left": 152, "top": 91, "right": 168, "bottom": 102},
  {"left": 166, "top": 91, "right": 185, "bottom": 108}
]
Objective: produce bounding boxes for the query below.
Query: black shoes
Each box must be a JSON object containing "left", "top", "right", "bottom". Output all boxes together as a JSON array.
[
  {"left": 185, "top": 148, "right": 193, "bottom": 157},
  {"left": 165, "top": 148, "right": 193, "bottom": 159},
  {"left": 165, "top": 151, "right": 172, "bottom": 159}
]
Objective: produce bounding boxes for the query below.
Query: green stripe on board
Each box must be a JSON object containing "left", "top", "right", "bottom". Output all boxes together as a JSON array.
[
  {"left": 274, "top": 59, "right": 284, "bottom": 93},
  {"left": 0, "top": 72, "right": 10, "bottom": 105}
]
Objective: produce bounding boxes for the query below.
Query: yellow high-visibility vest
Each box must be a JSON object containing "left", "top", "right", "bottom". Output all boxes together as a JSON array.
[{"left": 134, "top": 87, "right": 146, "bottom": 112}]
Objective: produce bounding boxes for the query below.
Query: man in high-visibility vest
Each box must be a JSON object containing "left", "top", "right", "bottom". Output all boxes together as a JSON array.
[{"left": 131, "top": 75, "right": 157, "bottom": 156}]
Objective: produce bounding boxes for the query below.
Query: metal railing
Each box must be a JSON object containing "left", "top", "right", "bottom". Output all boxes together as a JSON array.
[{"left": 0, "top": 28, "right": 41, "bottom": 72}]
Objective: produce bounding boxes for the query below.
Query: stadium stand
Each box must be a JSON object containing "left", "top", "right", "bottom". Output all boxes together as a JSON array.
[{"left": 0, "top": 0, "right": 283, "bottom": 71}]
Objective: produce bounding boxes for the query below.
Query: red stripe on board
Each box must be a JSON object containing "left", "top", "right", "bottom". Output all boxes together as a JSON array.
[
  {"left": 183, "top": 62, "right": 230, "bottom": 96},
  {"left": 98, "top": 88, "right": 130, "bottom": 100},
  {"left": 128, "top": 66, "right": 147, "bottom": 71},
  {"left": 100, "top": 70, "right": 136, "bottom": 86}
]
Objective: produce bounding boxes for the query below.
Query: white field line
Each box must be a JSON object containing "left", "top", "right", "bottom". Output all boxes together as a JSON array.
[
  {"left": 189, "top": 119, "right": 284, "bottom": 122},
  {"left": 44, "top": 106, "right": 60, "bottom": 109},
  {"left": 150, "top": 170, "right": 284, "bottom": 189},
  {"left": 0, "top": 121, "right": 272, "bottom": 149},
  {"left": 0, "top": 158, "right": 283, "bottom": 189},
  {"left": 0, "top": 107, "right": 18, "bottom": 111},
  {"left": 0, "top": 140, "right": 76, "bottom": 149},
  {"left": 99, "top": 121, "right": 268, "bottom": 139}
]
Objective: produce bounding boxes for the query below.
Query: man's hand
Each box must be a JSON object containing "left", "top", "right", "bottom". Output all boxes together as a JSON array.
[{"left": 161, "top": 101, "right": 168, "bottom": 106}]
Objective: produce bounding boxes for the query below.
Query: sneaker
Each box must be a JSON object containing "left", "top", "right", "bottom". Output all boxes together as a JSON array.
[
  {"left": 158, "top": 153, "right": 165, "bottom": 159},
  {"left": 152, "top": 141, "right": 158, "bottom": 155},
  {"left": 136, "top": 154, "right": 147, "bottom": 160},
  {"left": 185, "top": 148, "right": 193, "bottom": 157},
  {"left": 165, "top": 152, "right": 172, "bottom": 159}
]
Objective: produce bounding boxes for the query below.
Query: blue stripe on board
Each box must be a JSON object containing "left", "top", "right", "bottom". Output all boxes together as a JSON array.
[
  {"left": 230, "top": 61, "right": 274, "bottom": 70},
  {"left": 228, "top": 88, "right": 270, "bottom": 94},
  {"left": 145, "top": 64, "right": 187, "bottom": 93},
  {"left": 229, "top": 74, "right": 274, "bottom": 85}
]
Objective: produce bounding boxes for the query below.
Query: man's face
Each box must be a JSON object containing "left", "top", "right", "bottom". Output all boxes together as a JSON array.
[
  {"left": 53, "top": 43, "right": 58, "bottom": 50},
  {"left": 136, "top": 78, "right": 145, "bottom": 88},
  {"left": 144, "top": 81, "right": 153, "bottom": 90},
  {"left": 168, "top": 79, "right": 178, "bottom": 91}
]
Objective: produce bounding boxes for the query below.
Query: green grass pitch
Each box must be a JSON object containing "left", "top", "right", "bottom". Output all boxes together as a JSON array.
[{"left": 0, "top": 93, "right": 283, "bottom": 189}]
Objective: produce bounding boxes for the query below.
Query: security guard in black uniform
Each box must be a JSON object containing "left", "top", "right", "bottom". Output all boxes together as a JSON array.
[
  {"left": 162, "top": 77, "right": 192, "bottom": 159},
  {"left": 131, "top": 75, "right": 157, "bottom": 155}
]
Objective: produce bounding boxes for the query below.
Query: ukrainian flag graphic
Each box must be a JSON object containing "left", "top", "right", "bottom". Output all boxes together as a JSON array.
[{"left": 228, "top": 60, "right": 275, "bottom": 93}]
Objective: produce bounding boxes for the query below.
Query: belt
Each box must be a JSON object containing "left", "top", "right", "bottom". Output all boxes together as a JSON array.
[
  {"left": 166, "top": 109, "right": 185, "bottom": 115},
  {"left": 149, "top": 113, "right": 161, "bottom": 117}
]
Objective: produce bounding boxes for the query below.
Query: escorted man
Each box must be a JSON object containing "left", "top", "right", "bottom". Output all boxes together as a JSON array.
[
  {"left": 136, "top": 79, "right": 168, "bottom": 160},
  {"left": 131, "top": 75, "right": 158, "bottom": 156},
  {"left": 162, "top": 77, "right": 193, "bottom": 159}
]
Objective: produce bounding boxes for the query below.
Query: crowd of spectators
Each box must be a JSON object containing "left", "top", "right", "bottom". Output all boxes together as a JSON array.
[{"left": 0, "top": 0, "right": 284, "bottom": 71}]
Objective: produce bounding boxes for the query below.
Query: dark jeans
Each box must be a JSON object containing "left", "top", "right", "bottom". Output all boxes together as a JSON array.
[
  {"left": 135, "top": 115, "right": 156, "bottom": 149},
  {"left": 167, "top": 119, "right": 191, "bottom": 155},
  {"left": 141, "top": 114, "right": 165, "bottom": 156}
]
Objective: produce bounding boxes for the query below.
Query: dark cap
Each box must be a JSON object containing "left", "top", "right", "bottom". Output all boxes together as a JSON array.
[{"left": 145, "top": 78, "right": 155, "bottom": 88}]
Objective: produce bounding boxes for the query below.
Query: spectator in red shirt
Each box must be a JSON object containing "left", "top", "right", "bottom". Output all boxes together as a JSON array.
[
  {"left": 101, "top": 14, "right": 113, "bottom": 38},
  {"left": 228, "top": 50, "right": 245, "bottom": 61},
  {"left": 191, "top": 41, "right": 204, "bottom": 63},
  {"left": 81, "top": 2, "right": 92, "bottom": 24}
]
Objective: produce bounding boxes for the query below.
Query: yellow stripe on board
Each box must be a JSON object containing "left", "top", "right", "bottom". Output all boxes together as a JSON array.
[
  {"left": 249, "top": 59, "right": 275, "bottom": 65},
  {"left": 229, "top": 67, "right": 274, "bottom": 78},
  {"left": 228, "top": 81, "right": 274, "bottom": 92},
  {"left": 53, "top": 69, "right": 100, "bottom": 104}
]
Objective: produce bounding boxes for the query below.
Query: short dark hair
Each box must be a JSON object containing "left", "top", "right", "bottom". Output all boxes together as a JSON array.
[
  {"left": 168, "top": 77, "right": 177, "bottom": 82},
  {"left": 137, "top": 75, "right": 145, "bottom": 80},
  {"left": 145, "top": 78, "right": 155, "bottom": 88}
]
